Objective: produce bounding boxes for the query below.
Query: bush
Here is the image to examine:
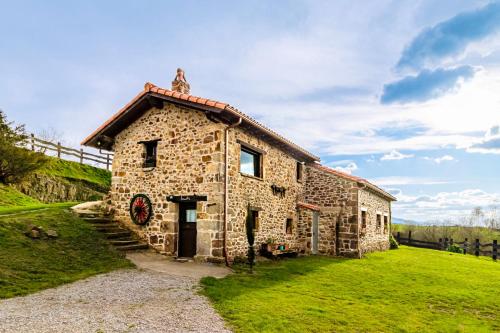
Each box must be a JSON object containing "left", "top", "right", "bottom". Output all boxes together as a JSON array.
[
  {"left": 447, "top": 244, "right": 462, "bottom": 253},
  {"left": 0, "top": 110, "right": 48, "bottom": 184},
  {"left": 389, "top": 234, "right": 399, "bottom": 249}
]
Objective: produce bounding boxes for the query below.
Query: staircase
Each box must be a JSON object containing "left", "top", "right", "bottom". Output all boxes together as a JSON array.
[{"left": 77, "top": 211, "right": 149, "bottom": 252}]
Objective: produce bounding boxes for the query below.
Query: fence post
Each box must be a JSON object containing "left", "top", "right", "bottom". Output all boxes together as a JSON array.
[
  {"left": 444, "top": 238, "right": 449, "bottom": 250},
  {"left": 408, "top": 231, "right": 412, "bottom": 246},
  {"left": 106, "top": 154, "right": 110, "bottom": 170},
  {"left": 463, "top": 238, "right": 468, "bottom": 255},
  {"left": 31, "top": 133, "right": 35, "bottom": 151},
  {"left": 439, "top": 238, "right": 443, "bottom": 250},
  {"left": 493, "top": 240, "right": 498, "bottom": 261},
  {"left": 397, "top": 232, "right": 401, "bottom": 244},
  {"left": 79, "top": 149, "right": 83, "bottom": 164},
  {"left": 475, "top": 239, "right": 480, "bottom": 257},
  {"left": 57, "top": 142, "right": 61, "bottom": 158}
]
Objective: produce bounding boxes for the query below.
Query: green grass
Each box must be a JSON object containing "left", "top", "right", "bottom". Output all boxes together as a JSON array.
[
  {"left": 0, "top": 183, "right": 41, "bottom": 207},
  {"left": 0, "top": 206, "right": 133, "bottom": 299},
  {"left": 40, "top": 157, "right": 111, "bottom": 188},
  {"left": 201, "top": 247, "right": 500, "bottom": 333}
]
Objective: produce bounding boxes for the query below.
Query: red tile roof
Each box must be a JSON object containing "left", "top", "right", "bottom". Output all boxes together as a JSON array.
[
  {"left": 311, "top": 163, "right": 396, "bottom": 201},
  {"left": 297, "top": 202, "right": 321, "bottom": 211},
  {"left": 82, "top": 82, "right": 319, "bottom": 161}
]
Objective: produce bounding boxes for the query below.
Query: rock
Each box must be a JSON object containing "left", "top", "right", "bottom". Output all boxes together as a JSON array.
[
  {"left": 47, "top": 229, "right": 58, "bottom": 238},
  {"left": 27, "top": 229, "right": 40, "bottom": 239}
]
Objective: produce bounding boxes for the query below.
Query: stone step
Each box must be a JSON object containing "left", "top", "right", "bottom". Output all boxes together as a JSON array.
[
  {"left": 109, "top": 239, "right": 139, "bottom": 245},
  {"left": 114, "top": 243, "right": 149, "bottom": 251},
  {"left": 92, "top": 223, "right": 119, "bottom": 228},
  {"left": 78, "top": 212, "right": 109, "bottom": 218},
  {"left": 96, "top": 227, "right": 124, "bottom": 234},
  {"left": 104, "top": 231, "right": 131, "bottom": 239},
  {"left": 83, "top": 218, "right": 113, "bottom": 224}
]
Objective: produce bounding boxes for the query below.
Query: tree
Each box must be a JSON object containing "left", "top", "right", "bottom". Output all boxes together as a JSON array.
[
  {"left": 0, "top": 110, "right": 47, "bottom": 184},
  {"left": 245, "top": 203, "right": 255, "bottom": 272}
]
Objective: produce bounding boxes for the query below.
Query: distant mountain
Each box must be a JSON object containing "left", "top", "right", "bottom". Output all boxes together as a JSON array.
[{"left": 392, "top": 217, "right": 423, "bottom": 225}]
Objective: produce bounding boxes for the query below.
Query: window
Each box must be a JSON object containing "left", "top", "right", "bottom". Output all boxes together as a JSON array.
[
  {"left": 376, "top": 214, "right": 382, "bottom": 229},
  {"left": 384, "top": 215, "right": 388, "bottom": 233},
  {"left": 141, "top": 140, "right": 158, "bottom": 168},
  {"left": 250, "top": 210, "right": 260, "bottom": 231},
  {"left": 240, "top": 146, "right": 262, "bottom": 178},
  {"left": 361, "top": 210, "right": 367, "bottom": 229},
  {"left": 296, "top": 162, "right": 303, "bottom": 182},
  {"left": 286, "top": 218, "right": 293, "bottom": 234}
]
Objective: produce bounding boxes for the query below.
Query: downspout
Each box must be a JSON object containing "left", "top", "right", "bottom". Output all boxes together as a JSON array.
[{"left": 223, "top": 117, "right": 242, "bottom": 266}]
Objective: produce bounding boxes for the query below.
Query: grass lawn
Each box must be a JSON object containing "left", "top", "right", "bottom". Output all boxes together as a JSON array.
[
  {"left": 0, "top": 206, "right": 133, "bottom": 299},
  {"left": 40, "top": 157, "right": 111, "bottom": 188},
  {"left": 201, "top": 246, "right": 500, "bottom": 333}
]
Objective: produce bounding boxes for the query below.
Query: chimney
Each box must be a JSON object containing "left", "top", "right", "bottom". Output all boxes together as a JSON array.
[{"left": 171, "top": 68, "right": 190, "bottom": 94}]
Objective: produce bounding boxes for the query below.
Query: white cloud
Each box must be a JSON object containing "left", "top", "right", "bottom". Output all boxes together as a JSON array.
[
  {"left": 391, "top": 188, "right": 500, "bottom": 222},
  {"left": 371, "top": 176, "right": 451, "bottom": 186},
  {"left": 424, "top": 155, "right": 456, "bottom": 163},
  {"left": 325, "top": 160, "right": 358, "bottom": 174},
  {"left": 466, "top": 124, "right": 500, "bottom": 154},
  {"left": 380, "top": 150, "right": 414, "bottom": 161}
]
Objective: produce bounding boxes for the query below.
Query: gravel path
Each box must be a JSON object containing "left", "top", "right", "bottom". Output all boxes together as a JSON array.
[{"left": 0, "top": 269, "right": 231, "bottom": 333}]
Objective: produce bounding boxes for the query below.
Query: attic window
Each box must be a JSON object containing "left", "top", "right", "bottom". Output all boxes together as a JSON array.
[{"left": 139, "top": 139, "right": 160, "bottom": 168}]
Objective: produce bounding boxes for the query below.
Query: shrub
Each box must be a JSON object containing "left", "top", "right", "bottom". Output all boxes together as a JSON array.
[
  {"left": 389, "top": 234, "right": 399, "bottom": 249},
  {"left": 447, "top": 244, "right": 462, "bottom": 253},
  {"left": 0, "top": 110, "right": 48, "bottom": 184}
]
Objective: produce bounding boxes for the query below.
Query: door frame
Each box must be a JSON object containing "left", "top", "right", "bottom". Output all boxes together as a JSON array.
[{"left": 177, "top": 201, "right": 197, "bottom": 258}]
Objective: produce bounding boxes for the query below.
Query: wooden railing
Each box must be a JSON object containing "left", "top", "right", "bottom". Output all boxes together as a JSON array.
[
  {"left": 394, "top": 231, "right": 498, "bottom": 261},
  {"left": 26, "top": 133, "right": 113, "bottom": 170}
]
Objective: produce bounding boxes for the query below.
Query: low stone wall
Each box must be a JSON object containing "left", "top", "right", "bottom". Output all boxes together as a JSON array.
[{"left": 14, "top": 173, "right": 106, "bottom": 203}]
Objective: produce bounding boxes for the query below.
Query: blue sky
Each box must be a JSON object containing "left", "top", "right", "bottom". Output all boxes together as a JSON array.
[{"left": 1, "top": 0, "right": 500, "bottom": 222}]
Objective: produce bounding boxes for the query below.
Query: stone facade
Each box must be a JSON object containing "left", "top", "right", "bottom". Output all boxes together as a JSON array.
[
  {"left": 110, "top": 103, "right": 225, "bottom": 260},
  {"left": 225, "top": 126, "right": 305, "bottom": 259},
  {"left": 358, "top": 188, "right": 391, "bottom": 254},
  {"left": 87, "top": 81, "right": 395, "bottom": 263}
]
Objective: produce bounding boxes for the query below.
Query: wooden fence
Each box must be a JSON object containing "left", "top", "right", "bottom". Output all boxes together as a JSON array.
[
  {"left": 394, "top": 231, "right": 498, "bottom": 261},
  {"left": 27, "top": 133, "right": 113, "bottom": 170}
]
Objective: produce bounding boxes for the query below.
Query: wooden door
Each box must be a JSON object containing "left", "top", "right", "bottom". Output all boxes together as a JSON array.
[
  {"left": 312, "top": 211, "right": 319, "bottom": 254},
  {"left": 178, "top": 202, "right": 197, "bottom": 257}
]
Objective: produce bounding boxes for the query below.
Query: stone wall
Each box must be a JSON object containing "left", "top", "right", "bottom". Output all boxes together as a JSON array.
[
  {"left": 303, "top": 165, "right": 360, "bottom": 257},
  {"left": 358, "top": 188, "right": 391, "bottom": 255},
  {"left": 110, "top": 103, "right": 225, "bottom": 259},
  {"left": 225, "top": 126, "right": 306, "bottom": 260},
  {"left": 14, "top": 173, "right": 106, "bottom": 203}
]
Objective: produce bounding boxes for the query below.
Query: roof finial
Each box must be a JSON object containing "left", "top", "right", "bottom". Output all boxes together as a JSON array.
[{"left": 172, "top": 68, "right": 190, "bottom": 94}]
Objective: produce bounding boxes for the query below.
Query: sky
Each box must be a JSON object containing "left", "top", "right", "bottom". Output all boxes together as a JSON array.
[{"left": 1, "top": 0, "right": 500, "bottom": 223}]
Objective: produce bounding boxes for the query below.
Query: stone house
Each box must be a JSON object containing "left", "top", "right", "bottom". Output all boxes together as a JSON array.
[{"left": 82, "top": 69, "right": 396, "bottom": 263}]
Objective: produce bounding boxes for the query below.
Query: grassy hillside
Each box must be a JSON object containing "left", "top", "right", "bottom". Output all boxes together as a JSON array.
[
  {"left": 0, "top": 158, "right": 111, "bottom": 211},
  {"left": 0, "top": 206, "right": 133, "bottom": 299},
  {"left": 40, "top": 157, "right": 111, "bottom": 188},
  {"left": 0, "top": 183, "right": 41, "bottom": 207},
  {"left": 202, "top": 247, "right": 500, "bottom": 333}
]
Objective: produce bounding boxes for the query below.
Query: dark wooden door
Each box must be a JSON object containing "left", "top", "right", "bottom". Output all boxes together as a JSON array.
[{"left": 178, "top": 202, "right": 197, "bottom": 257}]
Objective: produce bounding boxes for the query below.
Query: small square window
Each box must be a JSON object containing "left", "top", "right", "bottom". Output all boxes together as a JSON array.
[
  {"left": 240, "top": 146, "right": 262, "bottom": 178},
  {"left": 286, "top": 218, "right": 293, "bottom": 234},
  {"left": 141, "top": 140, "right": 158, "bottom": 168},
  {"left": 376, "top": 214, "right": 382, "bottom": 229},
  {"left": 296, "top": 162, "right": 303, "bottom": 182}
]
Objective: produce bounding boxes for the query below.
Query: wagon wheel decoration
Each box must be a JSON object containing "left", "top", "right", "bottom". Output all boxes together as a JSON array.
[{"left": 129, "top": 194, "right": 153, "bottom": 225}]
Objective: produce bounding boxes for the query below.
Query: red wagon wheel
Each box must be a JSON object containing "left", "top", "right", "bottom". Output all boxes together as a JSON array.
[{"left": 129, "top": 194, "right": 153, "bottom": 225}]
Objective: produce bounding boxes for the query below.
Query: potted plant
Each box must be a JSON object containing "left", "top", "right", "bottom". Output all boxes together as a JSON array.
[{"left": 265, "top": 237, "right": 276, "bottom": 252}]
